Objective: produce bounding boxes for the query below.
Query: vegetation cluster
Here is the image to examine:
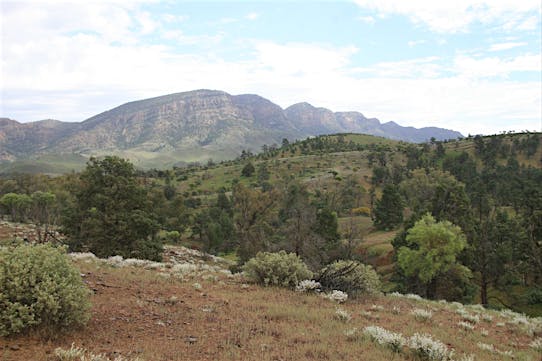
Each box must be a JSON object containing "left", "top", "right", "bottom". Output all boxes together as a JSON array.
[{"left": 0, "top": 131, "right": 540, "bottom": 321}]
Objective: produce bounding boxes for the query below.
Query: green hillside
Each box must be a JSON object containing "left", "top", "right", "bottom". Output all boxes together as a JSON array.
[{"left": 1, "top": 132, "right": 541, "bottom": 317}]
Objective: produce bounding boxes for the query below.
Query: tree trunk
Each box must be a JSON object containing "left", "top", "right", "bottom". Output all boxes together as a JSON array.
[
  {"left": 426, "top": 278, "right": 438, "bottom": 299},
  {"left": 480, "top": 273, "right": 488, "bottom": 306}
]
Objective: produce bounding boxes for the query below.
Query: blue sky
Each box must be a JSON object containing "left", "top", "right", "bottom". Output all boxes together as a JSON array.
[{"left": 1, "top": 0, "right": 541, "bottom": 135}]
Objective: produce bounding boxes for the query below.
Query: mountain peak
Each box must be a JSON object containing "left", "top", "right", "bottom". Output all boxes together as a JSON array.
[{"left": 0, "top": 89, "right": 463, "bottom": 168}]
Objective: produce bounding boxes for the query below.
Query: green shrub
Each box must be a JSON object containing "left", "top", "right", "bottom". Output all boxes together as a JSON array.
[
  {"left": 242, "top": 251, "right": 312, "bottom": 288},
  {"left": 317, "top": 260, "right": 381, "bottom": 297},
  {"left": 0, "top": 243, "right": 91, "bottom": 336}
]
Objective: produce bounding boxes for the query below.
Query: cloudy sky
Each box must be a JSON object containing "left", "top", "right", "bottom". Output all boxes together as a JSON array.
[{"left": 1, "top": 0, "right": 541, "bottom": 135}]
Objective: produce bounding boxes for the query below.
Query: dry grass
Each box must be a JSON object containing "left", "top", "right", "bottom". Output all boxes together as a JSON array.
[{"left": 2, "top": 252, "right": 541, "bottom": 361}]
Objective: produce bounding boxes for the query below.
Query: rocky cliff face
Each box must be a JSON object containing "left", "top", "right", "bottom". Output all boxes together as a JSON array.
[{"left": 0, "top": 89, "right": 463, "bottom": 167}]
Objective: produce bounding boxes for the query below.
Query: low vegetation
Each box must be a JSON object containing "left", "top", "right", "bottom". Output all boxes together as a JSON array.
[
  {"left": 242, "top": 251, "right": 312, "bottom": 288},
  {"left": 0, "top": 132, "right": 541, "bottom": 359},
  {"left": 0, "top": 243, "right": 90, "bottom": 337},
  {"left": 2, "top": 247, "right": 541, "bottom": 360}
]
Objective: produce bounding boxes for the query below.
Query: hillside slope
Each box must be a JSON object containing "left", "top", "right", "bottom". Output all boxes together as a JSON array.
[{"left": 0, "top": 90, "right": 462, "bottom": 171}]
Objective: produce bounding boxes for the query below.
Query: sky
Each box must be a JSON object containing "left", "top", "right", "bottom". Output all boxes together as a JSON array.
[{"left": 1, "top": 0, "right": 541, "bottom": 136}]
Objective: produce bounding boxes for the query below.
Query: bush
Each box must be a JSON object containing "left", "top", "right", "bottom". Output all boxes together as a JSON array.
[
  {"left": 317, "top": 260, "right": 381, "bottom": 297},
  {"left": 408, "top": 333, "right": 454, "bottom": 361},
  {"left": 242, "top": 251, "right": 312, "bottom": 288},
  {"left": 0, "top": 243, "right": 91, "bottom": 336},
  {"left": 352, "top": 207, "right": 371, "bottom": 217}
]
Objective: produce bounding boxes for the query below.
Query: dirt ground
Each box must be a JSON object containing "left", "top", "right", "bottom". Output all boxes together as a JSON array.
[{"left": 1, "top": 262, "right": 253, "bottom": 361}]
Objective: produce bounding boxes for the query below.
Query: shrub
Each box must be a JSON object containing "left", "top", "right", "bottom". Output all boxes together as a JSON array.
[
  {"left": 363, "top": 325, "right": 406, "bottom": 353},
  {"left": 334, "top": 308, "right": 351, "bottom": 322},
  {"left": 408, "top": 333, "right": 454, "bottom": 361},
  {"left": 457, "top": 321, "right": 474, "bottom": 331},
  {"left": 242, "top": 251, "right": 312, "bottom": 288},
  {"left": 530, "top": 338, "right": 542, "bottom": 353},
  {"left": 351, "top": 207, "right": 371, "bottom": 217},
  {"left": 0, "top": 243, "right": 91, "bottom": 336},
  {"left": 411, "top": 308, "right": 433, "bottom": 322},
  {"left": 316, "top": 260, "right": 381, "bottom": 297},
  {"left": 324, "top": 290, "right": 348, "bottom": 303},
  {"left": 296, "top": 279, "right": 321, "bottom": 292}
]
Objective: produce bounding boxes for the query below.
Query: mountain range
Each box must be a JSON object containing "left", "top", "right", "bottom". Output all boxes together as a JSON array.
[{"left": 0, "top": 89, "right": 462, "bottom": 171}]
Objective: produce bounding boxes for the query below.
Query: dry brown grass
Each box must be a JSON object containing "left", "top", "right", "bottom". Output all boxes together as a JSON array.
[{"left": 1, "top": 257, "right": 541, "bottom": 361}]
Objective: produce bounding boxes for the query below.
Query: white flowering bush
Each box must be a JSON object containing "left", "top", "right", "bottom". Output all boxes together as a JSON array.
[
  {"left": 530, "top": 338, "right": 542, "bottom": 353},
  {"left": 477, "top": 342, "right": 513, "bottom": 357},
  {"left": 0, "top": 244, "right": 90, "bottom": 336},
  {"left": 460, "top": 312, "right": 479, "bottom": 324},
  {"left": 55, "top": 343, "right": 143, "bottom": 361},
  {"left": 324, "top": 290, "right": 348, "bottom": 303},
  {"left": 344, "top": 327, "right": 360, "bottom": 341},
  {"left": 506, "top": 313, "right": 542, "bottom": 336},
  {"left": 477, "top": 342, "right": 495, "bottom": 353},
  {"left": 317, "top": 260, "right": 381, "bottom": 297},
  {"left": 408, "top": 333, "right": 454, "bottom": 361},
  {"left": 296, "top": 279, "right": 321, "bottom": 293},
  {"left": 457, "top": 321, "right": 474, "bottom": 331},
  {"left": 242, "top": 251, "right": 312, "bottom": 288},
  {"left": 54, "top": 343, "right": 86, "bottom": 360},
  {"left": 363, "top": 325, "right": 406, "bottom": 353},
  {"left": 334, "top": 308, "right": 351, "bottom": 322},
  {"left": 411, "top": 308, "right": 433, "bottom": 322},
  {"left": 467, "top": 304, "right": 485, "bottom": 312},
  {"left": 68, "top": 252, "right": 98, "bottom": 262},
  {"left": 389, "top": 292, "right": 425, "bottom": 301},
  {"left": 481, "top": 313, "right": 493, "bottom": 323}
]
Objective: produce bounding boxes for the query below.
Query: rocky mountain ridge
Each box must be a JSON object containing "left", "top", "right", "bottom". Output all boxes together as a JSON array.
[{"left": 0, "top": 89, "right": 462, "bottom": 169}]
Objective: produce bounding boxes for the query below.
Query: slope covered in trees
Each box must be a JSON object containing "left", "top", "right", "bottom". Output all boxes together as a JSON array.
[{"left": 0, "top": 131, "right": 540, "bottom": 315}]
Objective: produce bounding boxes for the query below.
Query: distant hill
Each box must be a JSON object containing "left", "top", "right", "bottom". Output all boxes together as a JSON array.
[{"left": 0, "top": 89, "right": 462, "bottom": 172}]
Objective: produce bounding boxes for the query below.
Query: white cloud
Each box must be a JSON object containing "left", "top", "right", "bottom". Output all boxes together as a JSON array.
[
  {"left": 353, "top": 56, "right": 442, "bottom": 78},
  {"left": 453, "top": 54, "right": 541, "bottom": 78},
  {"left": 1, "top": 1, "right": 540, "bottom": 136},
  {"left": 251, "top": 42, "right": 358, "bottom": 76},
  {"left": 353, "top": 0, "right": 541, "bottom": 33},
  {"left": 245, "top": 12, "right": 259, "bottom": 21},
  {"left": 488, "top": 42, "right": 528, "bottom": 51},
  {"left": 408, "top": 39, "right": 426, "bottom": 47},
  {"left": 358, "top": 15, "right": 375, "bottom": 24}
]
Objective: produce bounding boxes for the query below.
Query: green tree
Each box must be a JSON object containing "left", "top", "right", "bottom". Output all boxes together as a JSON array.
[
  {"left": 232, "top": 183, "right": 277, "bottom": 263},
  {"left": 397, "top": 214, "right": 469, "bottom": 299},
  {"left": 400, "top": 169, "right": 473, "bottom": 233},
  {"left": 62, "top": 156, "right": 161, "bottom": 260},
  {"left": 257, "top": 162, "right": 270, "bottom": 184},
  {"left": 241, "top": 162, "right": 255, "bottom": 177},
  {"left": 278, "top": 182, "right": 316, "bottom": 257},
  {"left": 373, "top": 184, "right": 403, "bottom": 230},
  {"left": 30, "top": 191, "right": 57, "bottom": 242},
  {"left": 0, "top": 193, "right": 32, "bottom": 222},
  {"left": 469, "top": 209, "right": 524, "bottom": 305}
]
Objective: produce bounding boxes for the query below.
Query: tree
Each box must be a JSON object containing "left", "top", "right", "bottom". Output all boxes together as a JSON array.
[
  {"left": 373, "top": 184, "right": 403, "bottom": 230},
  {"left": 278, "top": 182, "right": 316, "bottom": 257},
  {"left": 0, "top": 193, "right": 32, "bottom": 222},
  {"left": 62, "top": 156, "right": 161, "bottom": 260},
  {"left": 257, "top": 162, "right": 270, "bottom": 184},
  {"left": 30, "top": 191, "right": 57, "bottom": 242},
  {"left": 232, "top": 183, "right": 277, "bottom": 263},
  {"left": 400, "top": 169, "right": 473, "bottom": 233},
  {"left": 241, "top": 162, "right": 255, "bottom": 177},
  {"left": 397, "top": 214, "right": 469, "bottom": 299},
  {"left": 469, "top": 209, "right": 524, "bottom": 305}
]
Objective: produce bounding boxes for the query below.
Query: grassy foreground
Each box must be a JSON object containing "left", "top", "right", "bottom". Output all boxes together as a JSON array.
[{"left": 1, "top": 248, "right": 541, "bottom": 361}]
